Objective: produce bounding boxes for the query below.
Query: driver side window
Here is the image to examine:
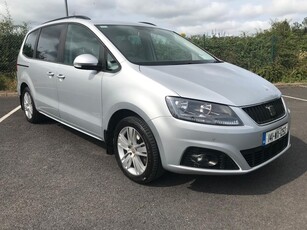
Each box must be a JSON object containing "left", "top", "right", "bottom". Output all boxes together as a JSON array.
[{"left": 64, "top": 24, "right": 102, "bottom": 65}]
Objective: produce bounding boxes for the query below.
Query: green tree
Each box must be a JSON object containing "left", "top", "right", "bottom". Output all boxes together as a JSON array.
[
  {"left": 0, "top": 1, "right": 28, "bottom": 73},
  {"left": 0, "top": 1, "right": 28, "bottom": 90}
]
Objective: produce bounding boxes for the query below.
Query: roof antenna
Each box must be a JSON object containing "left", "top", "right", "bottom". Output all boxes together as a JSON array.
[{"left": 64, "top": 0, "right": 69, "bottom": 16}]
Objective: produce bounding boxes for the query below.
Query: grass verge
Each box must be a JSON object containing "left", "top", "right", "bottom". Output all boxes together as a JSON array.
[{"left": 0, "top": 73, "right": 17, "bottom": 91}]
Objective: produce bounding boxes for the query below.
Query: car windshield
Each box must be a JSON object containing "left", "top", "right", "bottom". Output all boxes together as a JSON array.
[{"left": 96, "top": 25, "right": 217, "bottom": 65}]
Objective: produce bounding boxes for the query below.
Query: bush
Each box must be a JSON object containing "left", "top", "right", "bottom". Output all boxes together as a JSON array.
[
  {"left": 256, "top": 64, "right": 285, "bottom": 83},
  {"left": 0, "top": 73, "right": 17, "bottom": 91},
  {"left": 0, "top": 76, "right": 5, "bottom": 90},
  {"left": 0, "top": 1, "right": 27, "bottom": 91},
  {"left": 282, "top": 68, "right": 307, "bottom": 83},
  {"left": 189, "top": 18, "right": 307, "bottom": 83}
]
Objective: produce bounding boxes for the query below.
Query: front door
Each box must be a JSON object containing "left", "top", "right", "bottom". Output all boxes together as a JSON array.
[{"left": 57, "top": 24, "right": 104, "bottom": 137}]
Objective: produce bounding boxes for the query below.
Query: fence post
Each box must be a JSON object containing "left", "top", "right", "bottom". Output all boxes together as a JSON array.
[
  {"left": 202, "top": 34, "right": 206, "bottom": 49},
  {"left": 271, "top": 35, "right": 277, "bottom": 63}
]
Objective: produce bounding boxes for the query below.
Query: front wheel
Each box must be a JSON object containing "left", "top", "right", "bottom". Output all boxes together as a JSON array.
[{"left": 113, "top": 116, "right": 164, "bottom": 184}]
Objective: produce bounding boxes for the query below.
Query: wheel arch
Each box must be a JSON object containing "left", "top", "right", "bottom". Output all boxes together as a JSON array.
[{"left": 104, "top": 109, "right": 143, "bottom": 155}]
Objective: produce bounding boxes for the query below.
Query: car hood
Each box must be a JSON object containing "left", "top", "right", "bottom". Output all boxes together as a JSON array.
[{"left": 139, "top": 62, "right": 281, "bottom": 106}]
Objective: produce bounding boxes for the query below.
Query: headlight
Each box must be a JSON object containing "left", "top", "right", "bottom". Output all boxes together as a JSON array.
[{"left": 166, "top": 96, "right": 242, "bottom": 126}]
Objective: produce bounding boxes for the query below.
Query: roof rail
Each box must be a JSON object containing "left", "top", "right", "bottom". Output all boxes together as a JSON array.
[
  {"left": 139, "top": 21, "right": 156, "bottom": 26},
  {"left": 44, "top": 15, "right": 91, "bottom": 24}
]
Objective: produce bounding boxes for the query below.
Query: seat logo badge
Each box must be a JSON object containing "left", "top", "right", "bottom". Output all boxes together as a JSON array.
[{"left": 265, "top": 105, "right": 276, "bottom": 117}]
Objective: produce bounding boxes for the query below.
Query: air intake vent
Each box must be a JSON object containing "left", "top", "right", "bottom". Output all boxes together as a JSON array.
[
  {"left": 243, "top": 98, "right": 285, "bottom": 125},
  {"left": 241, "top": 133, "right": 289, "bottom": 167}
]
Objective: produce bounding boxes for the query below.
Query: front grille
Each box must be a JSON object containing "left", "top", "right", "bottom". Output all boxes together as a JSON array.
[
  {"left": 241, "top": 133, "right": 289, "bottom": 168},
  {"left": 181, "top": 147, "right": 239, "bottom": 170},
  {"left": 243, "top": 98, "right": 285, "bottom": 125}
]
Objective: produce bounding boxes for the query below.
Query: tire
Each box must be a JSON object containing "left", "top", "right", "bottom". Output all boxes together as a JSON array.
[
  {"left": 21, "top": 87, "right": 42, "bottom": 123},
  {"left": 113, "top": 116, "right": 164, "bottom": 184}
]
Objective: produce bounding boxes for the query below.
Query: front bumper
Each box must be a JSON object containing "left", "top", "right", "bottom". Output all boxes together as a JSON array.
[{"left": 148, "top": 107, "right": 291, "bottom": 175}]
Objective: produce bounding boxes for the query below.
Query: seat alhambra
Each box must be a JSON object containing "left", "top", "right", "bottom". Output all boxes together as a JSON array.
[{"left": 17, "top": 16, "right": 291, "bottom": 183}]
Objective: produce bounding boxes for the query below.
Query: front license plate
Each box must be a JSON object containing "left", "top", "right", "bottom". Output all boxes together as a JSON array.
[{"left": 262, "top": 123, "right": 288, "bottom": 146}]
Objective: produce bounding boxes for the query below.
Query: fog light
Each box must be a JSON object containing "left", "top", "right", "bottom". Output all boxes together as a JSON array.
[
  {"left": 181, "top": 147, "right": 239, "bottom": 170},
  {"left": 191, "top": 153, "right": 219, "bottom": 167}
]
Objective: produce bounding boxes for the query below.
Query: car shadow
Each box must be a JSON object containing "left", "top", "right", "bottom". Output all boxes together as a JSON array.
[
  {"left": 38, "top": 118, "right": 106, "bottom": 148},
  {"left": 59, "top": 123, "right": 106, "bottom": 149},
  {"left": 150, "top": 135, "right": 307, "bottom": 195}
]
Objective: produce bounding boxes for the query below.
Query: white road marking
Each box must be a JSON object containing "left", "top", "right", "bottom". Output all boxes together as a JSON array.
[
  {"left": 0, "top": 106, "right": 21, "bottom": 123},
  {"left": 283, "top": 95, "right": 307, "bottom": 102}
]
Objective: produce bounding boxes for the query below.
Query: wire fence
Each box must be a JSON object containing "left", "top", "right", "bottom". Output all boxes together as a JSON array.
[
  {"left": 0, "top": 29, "right": 306, "bottom": 91},
  {"left": 0, "top": 33, "right": 282, "bottom": 73},
  {"left": 0, "top": 33, "right": 23, "bottom": 74},
  {"left": 189, "top": 33, "right": 307, "bottom": 82},
  {"left": 191, "top": 35, "right": 281, "bottom": 70},
  {"left": 0, "top": 23, "right": 27, "bottom": 90}
]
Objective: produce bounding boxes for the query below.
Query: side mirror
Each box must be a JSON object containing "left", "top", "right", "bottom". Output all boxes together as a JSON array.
[{"left": 73, "top": 54, "right": 101, "bottom": 70}]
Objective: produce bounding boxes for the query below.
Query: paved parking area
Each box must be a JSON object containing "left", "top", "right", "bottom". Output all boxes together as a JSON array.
[
  {"left": 0, "top": 86, "right": 306, "bottom": 229},
  {"left": 0, "top": 97, "right": 19, "bottom": 118}
]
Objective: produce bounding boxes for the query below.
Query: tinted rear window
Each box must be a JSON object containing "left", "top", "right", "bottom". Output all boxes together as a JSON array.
[{"left": 22, "top": 30, "right": 39, "bottom": 58}]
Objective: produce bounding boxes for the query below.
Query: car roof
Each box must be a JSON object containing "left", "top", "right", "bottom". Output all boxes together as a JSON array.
[
  {"left": 43, "top": 15, "right": 156, "bottom": 27},
  {"left": 26, "top": 15, "right": 161, "bottom": 36}
]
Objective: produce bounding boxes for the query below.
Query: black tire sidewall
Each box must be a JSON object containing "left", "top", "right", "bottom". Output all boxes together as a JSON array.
[{"left": 21, "top": 87, "right": 39, "bottom": 123}]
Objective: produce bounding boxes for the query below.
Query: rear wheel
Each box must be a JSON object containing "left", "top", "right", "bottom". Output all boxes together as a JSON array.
[
  {"left": 114, "top": 116, "right": 164, "bottom": 184},
  {"left": 21, "top": 87, "right": 42, "bottom": 123}
]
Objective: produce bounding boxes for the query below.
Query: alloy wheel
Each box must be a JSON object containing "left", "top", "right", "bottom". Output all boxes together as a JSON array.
[
  {"left": 23, "top": 92, "right": 33, "bottom": 119},
  {"left": 117, "top": 126, "right": 148, "bottom": 176}
]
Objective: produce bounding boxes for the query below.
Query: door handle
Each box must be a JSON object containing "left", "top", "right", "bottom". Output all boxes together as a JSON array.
[
  {"left": 57, "top": 74, "right": 66, "bottom": 80},
  {"left": 47, "top": 72, "right": 54, "bottom": 78}
]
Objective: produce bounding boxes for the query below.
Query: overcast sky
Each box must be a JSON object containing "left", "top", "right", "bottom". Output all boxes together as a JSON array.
[{"left": 1, "top": 0, "right": 307, "bottom": 35}]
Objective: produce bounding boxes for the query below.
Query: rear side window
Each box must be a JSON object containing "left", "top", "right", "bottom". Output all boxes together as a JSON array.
[
  {"left": 22, "top": 30, "right": 39, "bottom": 58},
  {"left": 37, "top": 24, "right": 65, "bottom": 62}
]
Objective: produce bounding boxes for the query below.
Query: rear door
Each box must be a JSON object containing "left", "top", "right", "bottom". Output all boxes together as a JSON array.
[{"left": 31, "top": 24, "right": 66, "bottom": 118}]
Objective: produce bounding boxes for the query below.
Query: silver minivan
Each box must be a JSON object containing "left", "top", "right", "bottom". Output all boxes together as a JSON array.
[{"left": 17, "top": 16, "right": 291, "bottom": 183}]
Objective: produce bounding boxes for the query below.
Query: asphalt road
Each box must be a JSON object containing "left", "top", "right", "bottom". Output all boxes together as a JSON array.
[
  {"left": 0, "top": 86, "right": 306, "bottom": 229},
  {"left": 0, "top": 96, "right": 19, "bottom": 118}
]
